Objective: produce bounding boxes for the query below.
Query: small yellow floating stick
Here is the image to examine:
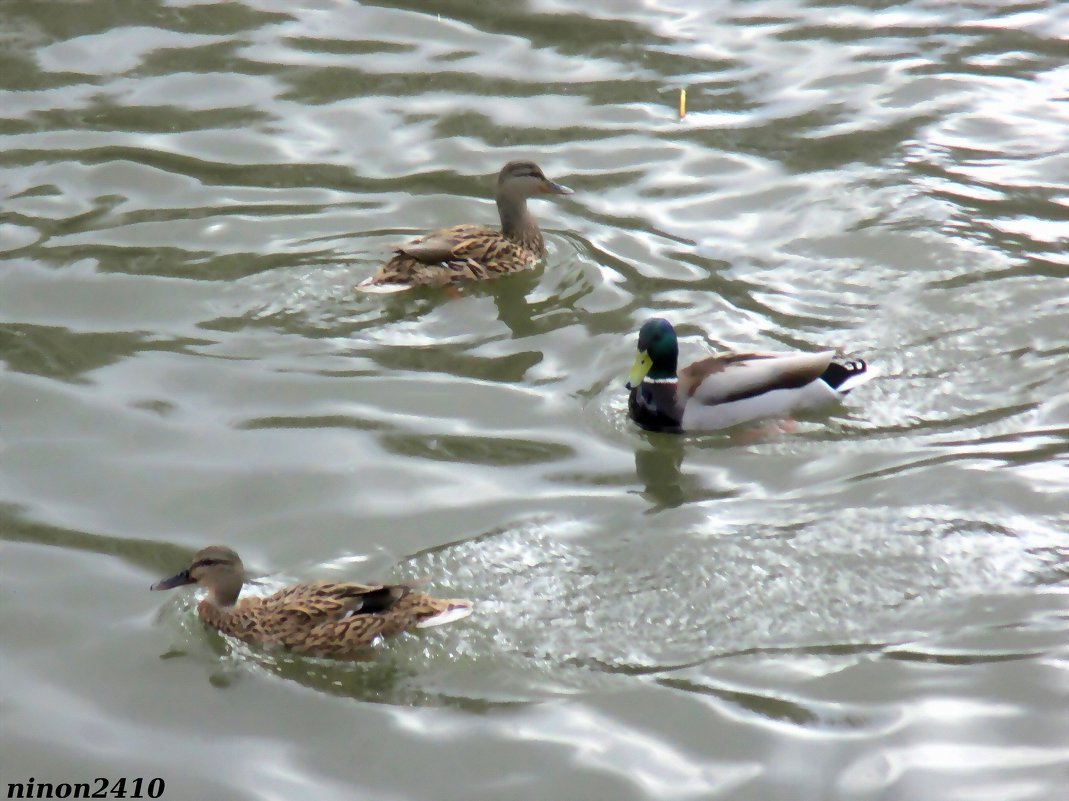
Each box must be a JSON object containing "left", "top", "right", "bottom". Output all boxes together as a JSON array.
[{"left": 679, "top": 88, "right": 687, "bottom": 120}]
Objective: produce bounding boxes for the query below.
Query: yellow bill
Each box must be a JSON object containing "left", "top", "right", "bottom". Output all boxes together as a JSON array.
[{"left": 626, "top": 350, "right": 653, "bottom": 390}]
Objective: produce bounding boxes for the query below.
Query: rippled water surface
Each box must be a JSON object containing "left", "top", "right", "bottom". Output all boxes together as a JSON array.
[{"left": 2, "top": 0, "right": 1068, "bottom": 798}]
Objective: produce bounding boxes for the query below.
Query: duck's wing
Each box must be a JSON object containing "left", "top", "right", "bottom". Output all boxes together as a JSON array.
[
  {"left": 358, "top": 225, "right": 502, "bottom": 290},
  {"left": 259, "top": 581, "right": 406, "bottom": 624},
  {"left": 680, "top": 350, "right": 836, "bottom": 406},
  {"left": 249, "top": 581, "right": 419, "bottom": 652},
  {"left": 281, "top": 585, "right": 471, "bottom": 655},
  {"left": 394, "top": 225, "right": 495, "bottom": 264}
]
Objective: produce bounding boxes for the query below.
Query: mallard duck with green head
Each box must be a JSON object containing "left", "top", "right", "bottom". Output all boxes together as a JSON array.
[
  {"left": 359, "top": 160, "right": 572, "bottom": 292},
  {"left": 151, "top": 546, "right": 472, "bottom": 658},
  {"left": 625, "top": 318, "right": 874, "bottom": 433}
]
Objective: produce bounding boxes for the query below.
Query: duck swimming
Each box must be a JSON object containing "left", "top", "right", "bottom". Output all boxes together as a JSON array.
[
  {"left": 625, "top": 317, "right": 874, "bottom": 433},
  {"left": 359, "top": 160, "right": 572, "bottom": 291},
  {"left": 151, "top": 546, "right": 472, "bottom": 658}
]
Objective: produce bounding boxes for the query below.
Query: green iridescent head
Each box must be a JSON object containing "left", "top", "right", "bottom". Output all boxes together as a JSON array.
[{"left": 626, "top": 318, "right": 679, "bottom": 389}]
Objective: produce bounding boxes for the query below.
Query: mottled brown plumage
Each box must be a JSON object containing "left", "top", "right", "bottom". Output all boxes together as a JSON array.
[
  {"left": 151, "top": 546, "right": 472, "bottom": 658},
  {"left": 359, "top": 160, "right": 572, "bottom": 291}
]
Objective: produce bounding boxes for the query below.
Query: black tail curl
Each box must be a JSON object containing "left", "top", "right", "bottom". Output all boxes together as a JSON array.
[{"left": 820, "top": 358, "right": 867, "bottom": 390}]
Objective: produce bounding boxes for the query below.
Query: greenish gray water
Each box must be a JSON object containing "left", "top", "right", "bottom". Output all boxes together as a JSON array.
[{"left": 2, "top": 0, "right": 1068, "bottom": 799}]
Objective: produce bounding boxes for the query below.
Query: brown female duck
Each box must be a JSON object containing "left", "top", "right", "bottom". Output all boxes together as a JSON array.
[
  {"left": 151, "top": 546, "right": 472, "bottom": 658},
  {"left": 359, "top": 160, "right": 572, "bottom": 291}
]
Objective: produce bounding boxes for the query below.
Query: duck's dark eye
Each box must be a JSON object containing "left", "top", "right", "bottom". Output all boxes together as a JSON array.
[
  {"left": 510, "top": 163, "right": 541, "bottom": 179},
  {"left": 192, "top": 558, "right": 229, "bottom": 569}
]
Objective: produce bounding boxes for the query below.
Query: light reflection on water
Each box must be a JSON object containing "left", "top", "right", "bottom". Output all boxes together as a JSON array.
[{"left": 1, "top": 0, "right": 1068, "bottom": 798}]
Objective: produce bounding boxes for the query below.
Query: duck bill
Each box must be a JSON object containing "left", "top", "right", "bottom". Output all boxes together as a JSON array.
[
  {"left": 625, "top": 350, "right": 653, "bottom": 390},
  {"left": 542, "top": 180, "right": 573, "bottom": 195},
  {"left": 151, "top": 568, "right": 195, "bottom": 591}
]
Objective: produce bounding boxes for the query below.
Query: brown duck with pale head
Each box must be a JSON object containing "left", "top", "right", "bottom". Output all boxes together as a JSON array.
[
  {"left": 358, "top": 160, "right": 572, "bottom": 292},
  {"left": 151, "top": 546, "right": 473, "bottom": 658}
]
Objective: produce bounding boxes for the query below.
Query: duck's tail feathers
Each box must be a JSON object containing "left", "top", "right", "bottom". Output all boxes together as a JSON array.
[
  {"left": 822, "top": 359, "right": 876, "bottom": 394},
  {"left": 415, "top": 599, "right": 474, "bottom": 628},
  {"left": 356, "top": 279, "right": 413, "bottom": 294}
]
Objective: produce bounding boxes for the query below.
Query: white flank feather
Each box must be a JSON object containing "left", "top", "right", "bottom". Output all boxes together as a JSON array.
[{"left": 682, "top": 381, "right": 841, "bottom": 430}]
